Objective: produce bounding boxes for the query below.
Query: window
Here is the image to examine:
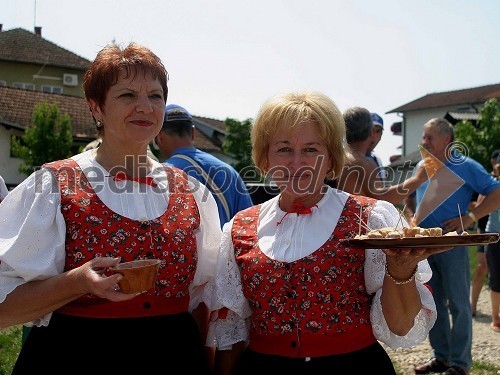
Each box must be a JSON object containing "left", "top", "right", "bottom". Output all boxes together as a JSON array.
[
  {"left": 41, "top": 85, "right": 63, "bottom": 94},
  {"left": 12, "top": 82, "right": 35, "bottom": 90}
]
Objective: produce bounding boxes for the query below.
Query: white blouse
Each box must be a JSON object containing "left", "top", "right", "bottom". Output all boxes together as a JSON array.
[
  {"left": 0, "top": 151, "right": 222, "bottom": 326},
  {"left": 203, "top": 188, "right": 436, "bottom": 350}
]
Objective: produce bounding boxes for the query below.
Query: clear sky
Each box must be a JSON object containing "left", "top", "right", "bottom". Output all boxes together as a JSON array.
[{"left": 2, "top": 0, "right": 499, "bottom": 165}]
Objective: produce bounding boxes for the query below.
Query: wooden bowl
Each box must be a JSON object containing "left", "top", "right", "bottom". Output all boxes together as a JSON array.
[{"left": 108, "top": 259, "right": 161, "bottom": 293}]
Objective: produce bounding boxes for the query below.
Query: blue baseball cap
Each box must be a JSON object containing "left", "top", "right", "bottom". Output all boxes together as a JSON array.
[
  {"left": 164, "top": 104, "right": 192, "bottom": 125},
  {"left": 371, "top": 112, "right": 384, "bottom": 128}
]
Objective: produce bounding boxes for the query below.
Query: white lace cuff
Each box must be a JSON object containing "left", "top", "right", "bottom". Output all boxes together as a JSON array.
[
  {"left": 203, "top": 221, "right": 253, "bottom": 349},
  {"left": 370, "top": 280, "right": 436, "bottom": 348},
  {"left": 206, "top": 309, "right": 249, "bottom": 349}
]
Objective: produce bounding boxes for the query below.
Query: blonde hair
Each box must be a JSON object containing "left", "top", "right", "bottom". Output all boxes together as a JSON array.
[{"left": 251, "top": 91, "right": 348, "bottom": 180}]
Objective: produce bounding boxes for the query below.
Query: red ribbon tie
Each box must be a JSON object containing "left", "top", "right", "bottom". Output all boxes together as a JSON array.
[
  {"left": 277, "top": 201, "right": 317, "bottom": 226},
  {"left": 112, "top": 173, "right": 157, "bottom": 187}
]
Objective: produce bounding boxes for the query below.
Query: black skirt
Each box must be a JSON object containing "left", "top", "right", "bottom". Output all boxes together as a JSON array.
[
  {"left": 13, "top": 312, "right": 210, "bottom": 375},
  {"left": 236, "top": 341, "right": 396, "bottom": 374}
]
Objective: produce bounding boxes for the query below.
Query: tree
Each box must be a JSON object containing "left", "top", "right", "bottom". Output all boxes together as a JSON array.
[
  {"left": 12, "top": 102, "right": 73, "bottom": 175},
  {"left": 454, "top": 98, "right": 500, "bottom": 169},
  {"left": 222, "top": 117, "right": 254, "bottom": 172}
]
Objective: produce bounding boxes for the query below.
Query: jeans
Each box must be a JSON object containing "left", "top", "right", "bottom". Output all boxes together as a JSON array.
[{"left": 427, "top": 246, "right": 472, "bottom": 371}]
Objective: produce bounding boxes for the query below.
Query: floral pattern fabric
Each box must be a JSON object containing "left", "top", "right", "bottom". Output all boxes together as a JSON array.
[
  {"left": 45, "top": 158, "right": 200, "bottom": 314},
  {"left": 232, "top": 195, "right": 375, "bottom": 345}
]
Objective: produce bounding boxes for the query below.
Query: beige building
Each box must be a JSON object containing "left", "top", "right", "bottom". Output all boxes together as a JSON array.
[
  {"left": 385, "top": 83, "right": 500, "bottom": 184},
  {"left": 0, "top": 26, "right": 228, "bottom": 188}
]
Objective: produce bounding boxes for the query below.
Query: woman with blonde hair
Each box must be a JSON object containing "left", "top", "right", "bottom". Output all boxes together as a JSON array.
[{"left": 204, "top": 91, "right": 451, "bottom": 374}]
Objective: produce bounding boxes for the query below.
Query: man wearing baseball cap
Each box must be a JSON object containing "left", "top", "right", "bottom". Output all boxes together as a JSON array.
[
  {"left": 155, "top": 104, "right": 253, "bottom": 227},
  {"left": 367, "top": 112, "right": 387, "bottom": 182}
]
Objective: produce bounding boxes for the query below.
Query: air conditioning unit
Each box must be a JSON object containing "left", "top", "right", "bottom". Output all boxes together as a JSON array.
[{"left": 63, "top": 74, "right": 78, "bottom": 87}]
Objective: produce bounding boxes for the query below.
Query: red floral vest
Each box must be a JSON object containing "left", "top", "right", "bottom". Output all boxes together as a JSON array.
[
  {"left": 44, "top": 158, "right": 200, "bottom": 318},
  {"left": 231, "top": 195, "right": 376, "bottom": 357}
]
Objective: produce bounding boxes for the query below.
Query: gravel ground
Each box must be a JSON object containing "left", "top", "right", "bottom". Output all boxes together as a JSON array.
[{"left": 383, "top": 286, "right": 500, "bottom": 375}]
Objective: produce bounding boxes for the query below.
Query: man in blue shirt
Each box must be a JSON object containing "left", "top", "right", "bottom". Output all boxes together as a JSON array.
[
  {"left": 367, "top": 112, "right": 388, "bottom": 183},
  {"left": 413, "top": 118, "right": 500, "bottom": 375},
  {"left": 155, "top": 104, "right": 253, "bottom": 227}
]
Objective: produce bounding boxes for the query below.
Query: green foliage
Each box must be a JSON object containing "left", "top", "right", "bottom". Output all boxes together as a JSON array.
[
  {"left": 222, "top": 117, "right": 254, "bottom": 172},
  {"left": 0, "top": 326, "right": 21, "bottom": 375},
  {"left": 11, "top": 102, "right": 73, "bottom": 176},
  {"left": 470, "top": 361, "right": 500, "bottom": 375},
  {"left": 454, "top": 98, "right": 500, "bottom": 169}
]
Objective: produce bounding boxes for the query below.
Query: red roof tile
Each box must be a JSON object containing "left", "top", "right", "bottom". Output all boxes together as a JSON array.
[
  {"left": 0, "top": 28, "right": 90, "bottom": 70},
  {"left": 387, "top": 83, "right": 500, "bottom": 113},
  {"left": 193, "top": 128, "right": 221, "bottom": 152},
  {"left": 0, "top": 86, "right": 97, "bottom": 139},
  {"left": 0, "top": 86, "right": 221, "bottom": 151},
  {"left": 193, "top": 115, "right": 227, "bottom": 133}
]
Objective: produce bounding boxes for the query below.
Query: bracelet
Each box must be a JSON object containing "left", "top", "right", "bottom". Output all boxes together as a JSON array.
[
  {"left": 467, "top": 211, "right": 478, "bottom": 222},
  {"left": 385, "top": 263, "right": 418, "bottom": 285}
]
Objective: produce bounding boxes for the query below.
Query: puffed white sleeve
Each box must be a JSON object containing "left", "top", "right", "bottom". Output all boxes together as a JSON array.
[
  {"left": 203, "top": 220, "right": 252, "bottom": 349},
  {"left": 188, "top": 176, "right": 222, "bottom": 311},
  {"left": 0, "top": 168, "right": 67, "bottom": 327},
  {"left": 364, "top": 200, "right": 436, "bottom": 348}
]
